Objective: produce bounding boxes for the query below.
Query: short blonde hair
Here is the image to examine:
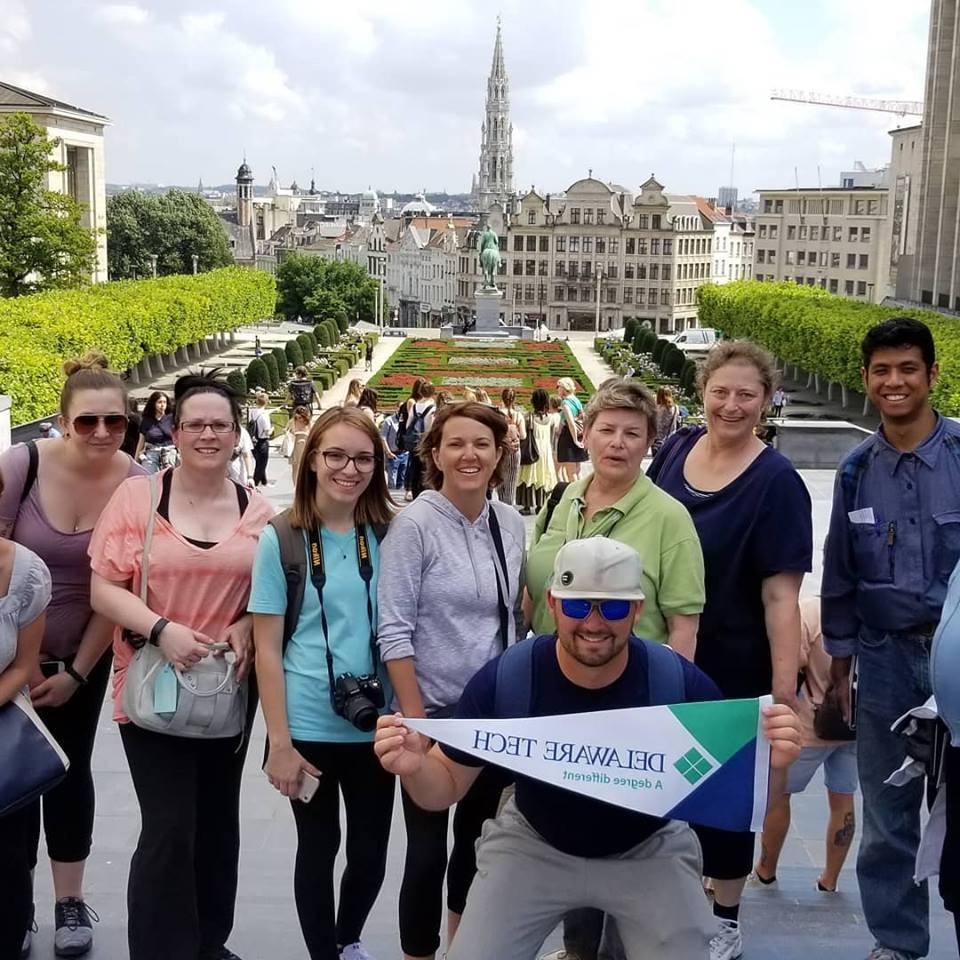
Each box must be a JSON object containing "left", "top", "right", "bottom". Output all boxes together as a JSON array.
[
  {"left": 584, "top": 378, "right": 657, "bottom": 439},
  {"left": 697, "top": 340, "right": 779, "bottom": 399},
  {"left": 557, "top": 377, "right": 577, "bottom": 395}
]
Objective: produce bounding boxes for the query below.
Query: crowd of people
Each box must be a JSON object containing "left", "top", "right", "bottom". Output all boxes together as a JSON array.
[{"left": 0, "top": 315, "right": 957, "bottom": 960}]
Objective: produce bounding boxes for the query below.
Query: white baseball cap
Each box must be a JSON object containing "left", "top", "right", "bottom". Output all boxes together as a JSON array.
[{"left": 550, "top": 538, "right": 646, "bottom": 601}]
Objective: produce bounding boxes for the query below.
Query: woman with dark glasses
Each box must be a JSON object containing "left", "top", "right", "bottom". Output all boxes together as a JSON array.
[{"left": 0, "top": 352, "right": 143, "bottom": 958}]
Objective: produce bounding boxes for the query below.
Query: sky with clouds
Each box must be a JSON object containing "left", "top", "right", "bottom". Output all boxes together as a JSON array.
[{"left": 2, "top": 0, "right": 932, "bottom": 198}]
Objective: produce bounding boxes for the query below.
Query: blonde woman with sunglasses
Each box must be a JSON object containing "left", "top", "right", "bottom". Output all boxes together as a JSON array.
[{"left": 0, "top": 352, "right": 144, "bottom": 958}]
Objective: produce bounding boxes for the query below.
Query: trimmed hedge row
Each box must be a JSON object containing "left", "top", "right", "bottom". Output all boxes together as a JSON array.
[
  {"left": 1, "top": 268, "right": 276, "bottom": 425},
  {"left": 698, "top": 281, "right": 960, "bottom": 414}
]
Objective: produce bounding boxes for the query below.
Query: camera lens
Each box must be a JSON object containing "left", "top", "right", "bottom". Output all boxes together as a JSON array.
[{"left": 345, "top": 698, "right": 379, "bottom": 732}]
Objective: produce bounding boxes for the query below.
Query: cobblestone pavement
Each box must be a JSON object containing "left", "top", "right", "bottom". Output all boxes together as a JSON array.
[{"left": 28, "top": 330, "right": 957, "bottom": 958}]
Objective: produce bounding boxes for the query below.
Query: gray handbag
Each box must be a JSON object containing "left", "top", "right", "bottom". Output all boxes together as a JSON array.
[{"left": 122, "top": 475, "right": 248, "bottom": 739}]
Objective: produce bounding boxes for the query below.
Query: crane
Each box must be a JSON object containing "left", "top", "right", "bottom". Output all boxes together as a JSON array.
[{"left": 770, "top": 89, "right": 923, "bottom": 117}]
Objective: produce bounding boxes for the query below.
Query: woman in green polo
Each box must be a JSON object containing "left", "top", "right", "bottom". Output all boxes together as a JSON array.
[{"left": 525, "top": 378, "right": 704, "bottom": 658}]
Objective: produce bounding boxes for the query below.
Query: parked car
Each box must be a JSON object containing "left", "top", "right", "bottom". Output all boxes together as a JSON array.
[{"left": 665, "top": 328, "right": 717, "bottom": 355}]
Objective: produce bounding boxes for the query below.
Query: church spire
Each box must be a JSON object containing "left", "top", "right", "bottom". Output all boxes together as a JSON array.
[{"left": 472, "top": 18, "right": 513, "bottom": 212}]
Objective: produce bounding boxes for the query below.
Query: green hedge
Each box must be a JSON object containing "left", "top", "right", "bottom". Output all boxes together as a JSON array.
[
  {"left": 297, "top": 332, "right": 314, "bottom": 361},
  {"left": 226, "top": 369, "right": 248, "bottom": 398},
  {"left": 0, "top": 267, "right": 275, "bottom": 425},
  {"left": 285, "top": 339, "right": 304, "bottom": 368},
  {"left": 261, "top": 352, "right": 280, "bottom": 391},
  {"left": 272, "top": 345, "right": 288, "bottom": 378},
  {"left": 246, "top": 357, "right": 271, "bottom": 393},
  {"left": 698, "top": 281, "right": 960, "bottom": 413}
]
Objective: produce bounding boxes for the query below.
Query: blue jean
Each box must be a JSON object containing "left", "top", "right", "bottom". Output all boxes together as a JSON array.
[
  {"left": 856, "top": 627, "right": 933, "bottom": 958},
  {"left": 388, "top": 451, "right": 408, "bottom": 489}
]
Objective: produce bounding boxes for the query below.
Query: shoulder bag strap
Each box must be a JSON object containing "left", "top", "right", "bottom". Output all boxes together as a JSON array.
[
  {"left": 642, "top": 639, "right": 686, "bottom": 706},
  {"left": 487, "top": 507, "right": 511, "bottom": 651},
  {"left": 19, "top": 441, "right": 39, "bottom": 505},
  {"left": 268, "top": 512, "right": 307, "bottom": 654},
  {"left": 140, "top": 474, "right": 160, "bottom": 604},
  {"left": 494, "top": 636, "right": 536, "bottom": 718}
]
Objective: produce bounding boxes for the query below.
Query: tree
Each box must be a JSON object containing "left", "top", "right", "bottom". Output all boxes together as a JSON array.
[
  {"left": 107, "top": 189, "right": 233, "bottom": 280},
  {"left": 0, "top": 113, "right": 98, "bottom": 297},
  {"left": 275, "top": 252, "right": 378, "bottom": 324}
]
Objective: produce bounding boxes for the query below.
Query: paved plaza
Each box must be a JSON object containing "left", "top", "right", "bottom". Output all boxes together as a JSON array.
[{"left": 27, "top": 331, "right": 958, "bottom": 958}]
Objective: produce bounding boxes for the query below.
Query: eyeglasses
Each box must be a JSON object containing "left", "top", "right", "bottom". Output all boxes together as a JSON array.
[
  {"left": 559, "top": 598, "right": 633, "bottom": 622},
  {"left": 177, "top": 420, "right": 237, "bottom": 434},
  {"left": 318, "top": 449, "right": 377, "bottom": 473},
  {"left": 71, "top": 414, "right": 128, "bottom": 436}
]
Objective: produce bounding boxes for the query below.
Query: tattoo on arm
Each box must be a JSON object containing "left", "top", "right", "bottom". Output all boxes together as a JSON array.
[{"left": 833, "top": 812, "right": 855, "bottom": 848}]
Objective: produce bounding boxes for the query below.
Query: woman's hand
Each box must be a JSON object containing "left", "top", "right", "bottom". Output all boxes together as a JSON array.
[
  {"left": 374, "top": 714, "right": 428, "bottom": 776},
  {"left": 222, "top": 615, "right": 254, "bottom": 681},
  {"left": 264, "top": 744, "right": 321, "bottom": 798},
  {"left": 30, "top": 671, "right": 80, "bottom": 708},
  {"left": 157, "top": 622, "right": 214, "bottom": 671},
  {"left": 762, "top": 703, "right": 802, "bottom": 770}
]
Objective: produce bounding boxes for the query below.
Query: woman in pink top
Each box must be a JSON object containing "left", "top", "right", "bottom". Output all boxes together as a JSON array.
[
  {"left": 0, "top": 352, "right": 143, "bottom": 958},
  {"left": 90, "top": 373, "right": 273, "bottom": 960}
]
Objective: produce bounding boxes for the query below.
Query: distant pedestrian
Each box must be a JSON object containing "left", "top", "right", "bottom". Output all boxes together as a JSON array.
[
  {"left": 651, "top": 385, "right": 680, "bottom": 458},
  {"left": 344, "top": 380, "right": 364, "bottom": 408},
  {"left": 248, "top": 392, "right": 273, "bottom": 487},
  {"left": 254, "top": 335, "right": 262, "bottom": 358},
  {"left": 287, "top": 366, "right": 318, "bottom": 417},
  {"left": 136, "top": 391, "right": 177, "bottom": 473},
  {"left": 497, "top": 388, "right": 526, "bottom": 507},
  {"left": 771, "top": 387, "right": 785, "bottom": 419},
  {"left": 364, "top": 339, "right": 374, "bottom": 372},
  {"left": 516, "top": 388, "right": 558, "bottom": 515}
]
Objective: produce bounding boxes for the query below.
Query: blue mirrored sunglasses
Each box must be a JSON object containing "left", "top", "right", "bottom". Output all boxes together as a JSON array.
[{"left": 559, "top": 598, "right": 632, "bottom": 622}]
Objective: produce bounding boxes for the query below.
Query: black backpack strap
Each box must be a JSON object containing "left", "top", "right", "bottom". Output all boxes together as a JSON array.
[
  {"left": 493, "top": 636, "right": 536, "bottom": 718},
  {"left": 487, "top": 506, "right": 511, "bottom": 650},
  {"left": 543, "top": 481, "right": 569, "bottom": 531},
  {"left": 642, "top": 639, "right": 686, "bottom": 706},
  {"left": 268, "top": 511, "right": 307, "bottom": 654},
  {"left": 20, "top": 440, "right": 39, "bottom": 504}
]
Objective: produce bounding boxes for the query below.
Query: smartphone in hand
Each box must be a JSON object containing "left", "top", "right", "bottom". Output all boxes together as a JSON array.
[{"left": 296, "top": 771, "right": 320, "bottom": 804}]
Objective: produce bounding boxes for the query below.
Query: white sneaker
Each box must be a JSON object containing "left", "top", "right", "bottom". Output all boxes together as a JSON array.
[
  {"left": 539, "top": 953, "right": 582, "bottom": 960},
  {"left": 709, "top": 919, "right": 743, "bottom": 960},
  {"left": 339, "top": 943, "right": 376, "bottom": 960}
]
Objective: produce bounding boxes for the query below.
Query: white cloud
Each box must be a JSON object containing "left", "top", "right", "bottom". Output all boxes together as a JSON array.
[
  {"left": 96, "top": 3, "right": 150, "bottom": 26},
  {"left": 0, "top": 0, "right": 30, "bottom": 54}
]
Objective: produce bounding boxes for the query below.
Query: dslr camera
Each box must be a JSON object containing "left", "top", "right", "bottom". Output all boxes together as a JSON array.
[{"left": 333, "top": 673, "right": 385, "bottom": 732}]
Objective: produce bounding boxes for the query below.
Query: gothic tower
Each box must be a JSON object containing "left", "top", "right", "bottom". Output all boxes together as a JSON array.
[
  {"left": 236, "top": 159, "right": 254, "bottom": 228},
  {"left": 472, "top": 19, "right": 514, "bottom": 212}
]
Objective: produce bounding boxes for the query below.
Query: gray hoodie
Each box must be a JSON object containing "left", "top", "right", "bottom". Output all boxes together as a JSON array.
[{"left": 377, "top": 491, "right": 526, "bottom": 712}]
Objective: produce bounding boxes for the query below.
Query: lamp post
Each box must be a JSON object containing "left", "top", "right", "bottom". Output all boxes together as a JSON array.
[
  {"left": 191, "top": 254, "right": 199, "bottom": 275},
  {"left": 594, "top": 265, "right": 604, "bottom": 334},
  {"left": 149, "top": 254, "right": 158, "bottom": 278}
]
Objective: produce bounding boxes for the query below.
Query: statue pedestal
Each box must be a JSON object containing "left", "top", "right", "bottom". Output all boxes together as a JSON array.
[{"left": 474, "top": 287, "right": 504, "bottom": 332}]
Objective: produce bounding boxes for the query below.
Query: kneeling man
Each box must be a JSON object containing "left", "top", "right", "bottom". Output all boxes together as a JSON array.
[{"left": 375, "top": 538, "right": 801, "bottom": 960}]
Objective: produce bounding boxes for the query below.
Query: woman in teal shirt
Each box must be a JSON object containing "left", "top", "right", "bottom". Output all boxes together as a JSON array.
[{"left": 250, "top": 406, "right": 395, "bottom": 960}]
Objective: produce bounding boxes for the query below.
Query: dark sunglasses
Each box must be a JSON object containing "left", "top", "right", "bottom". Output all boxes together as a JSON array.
[
  {"left": 71, "top": 414, "right": 128, "bottom": 435},
  {"left": 559, "top": 598, "right": 633, "bottom": 622}
]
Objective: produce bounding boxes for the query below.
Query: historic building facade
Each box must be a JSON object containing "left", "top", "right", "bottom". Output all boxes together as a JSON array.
[{"left": 470, "top": 20, "right": 514, "bottom": 213}]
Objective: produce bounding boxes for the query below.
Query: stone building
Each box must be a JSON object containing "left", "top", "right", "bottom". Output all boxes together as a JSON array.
[
  {"left": 0, "top": 81, "right": 109, "bottom": 282},
  {"left": 696, "top": 198, "right": 754, "bottom": 285},
  {"left": 753, "top": 186, "right": 891, "bottom": 303},
  {"left": 888, "top": 123, "right": 924, "bottom": 300},
  {"left": 471, "top": 20, "right": 514, "bottom": 213}
]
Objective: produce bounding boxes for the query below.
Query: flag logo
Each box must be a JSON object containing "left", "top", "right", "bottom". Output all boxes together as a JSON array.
[{"left": 674, "top": 748, "right": 714, "bottom": 785}]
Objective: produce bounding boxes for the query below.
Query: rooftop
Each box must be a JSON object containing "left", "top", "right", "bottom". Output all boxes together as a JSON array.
[{"left": 0, "top": 80, "right": 109, "bottom": 123}]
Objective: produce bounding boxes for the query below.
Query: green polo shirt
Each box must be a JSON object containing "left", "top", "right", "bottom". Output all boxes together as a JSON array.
[{"left": 526, "top": 474, "right": 705, "bottom": 641}]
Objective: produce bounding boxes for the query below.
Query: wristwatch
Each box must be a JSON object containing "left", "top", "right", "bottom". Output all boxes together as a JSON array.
[
  {"left": 64, "top": 663, "right": 87, "bottom": 686},
  {"left": 149, "top": 617, "right": 170, "bottom": 646}
]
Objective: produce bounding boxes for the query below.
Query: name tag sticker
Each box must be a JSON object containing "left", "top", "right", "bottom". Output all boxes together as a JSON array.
[{"left": 848, "top": 508, "right": 876, "bottom": 525}]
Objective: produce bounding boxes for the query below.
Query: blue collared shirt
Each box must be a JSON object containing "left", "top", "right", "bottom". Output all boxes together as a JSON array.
[{"left": 821, "top": 414, "right": 960, "bottom": 657}]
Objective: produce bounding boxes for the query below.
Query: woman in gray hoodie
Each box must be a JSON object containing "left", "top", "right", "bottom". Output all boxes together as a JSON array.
[{"left": 378, "top": 401, "right": 525, "bottom": 960}]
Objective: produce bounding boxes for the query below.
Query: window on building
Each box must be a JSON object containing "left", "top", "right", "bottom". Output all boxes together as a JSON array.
[
  {"left": 568, "top": 286, "right": 577, "bottom": 300},
  {"left": 774, "top": 200, "right": 783, "bottom": 214},
  {"left": 852, "top": 199, "right": 865, "bottom": 215},
  {"left": 556, "top": 236, "right": 566, "bottom": 253},
  {"left": 652, "top": 214, "right": 662, "bottom": 229},
  {"left": 583, "top": 261, "right": 592, "bottom": 278},
  {"left": 649, "top": 264, "right": 659, "bottom": 280},
  {"left": 525, "top": 284, "right": 535, "bottom": 302},
  {"left": 638, "top": 263, "right": 647, "bottom": 279},
  {"left": 757, "top": 249, "right": 766, "bottom": 263},
  {"left": 787, "top": 225, "right": 796, "bottom": 240},
  {"left": 661, "top": 289, "right": 671, "bottom": 305},
  {"left": 527, "top": 210, "right": 536, "bottom": 224},
  {"left": 799, "top": 225, "right": 808, "bottom": 240},
  {"left": 539, "top": 236, "right": 549, "bottom": 252},
  {"left": 570, "top": 208, "right": 581, "bottom": 224},
  {"left": 663, "top": 239, "right": 673, "bottom": 255},
  {"left": 583, "top": 237, "right": 593, "bottom": 254},
  {"left": 755, "top": 273, "right": 763, "bottom": 282},
  {"left": 857, "top": 281, "right": 867, "bottom": 296},
  {"left": 831, "top": 252, "right": 840, "bottom": 268},
  {"left": 810, "top": 225, "right": 820, "bottom": 241},
  {"left": 569, "top": 237, "right": 580, "bottom": 253},
  {"left": 607, "top": 264, "right": 618, "bottom": 280},
  {"left": 526, "top": 235, "right": 537, "bottom": 252},
  {"left": 861, "top": 227, "right": 871, "bottom": 244},
  {"left": 662, "top": 264, "right": 672, "bottom": 281},
  {"left": 597, "top": 209, "right": 606, "bottom": 224},
  {"left": 675, "top": 289, "right": 682, "bottom": 305},
  {"left": 583, "top": 208, "right": 594, "bottom": 225},
  {"left": 638, "top": 214, "right": 649, "bottom": 230},
  {"left": 606, "top": 288, "right": 617, "bottom": 303},
  {"left": 569, "top": 261, "right": 578, "bottom": 278},
  {"left": 846, "top": 253, "right": 857, "bottom": 269},
  {"left": 513, "top": 236, "right": 524, "bottom": 252},
  {"left": 768, "top": 249, "right": 776, "bottom": 262},
  {"left": 786, "top": 250, "right": 796, "bottom": 265},
  {"left": 637, "top": 239, "right": 648, "bottom": 256},
  {"left": 596, "top": 237, "right": 606, "bottom": 254},
  {"left": 637, "top": 288, "right": 646, "bottom": 304},
  {"left": 539, "top": 260, "right": 548, "bottom": 276},
  {"left": 807, "top": 277, "right": 816, "bottom": 286},
  {"left": 526, "top": 259, "right": 536, "bottom": 276},
  {"left": 624, "top": 287, "right": 633, "bottom": 303},
  {"left": 759, "top": 224, "right": 768, "bottom": 239},
  {"left": 626, "top": 237, "right": 635, "bottom": 255},
  {"left": 829, "top": 278, "right": 839, "bottom": 293},
  {"left": 867, "top": 200, "right": 879, "bottom": 215},
  {"left": 764, "top": 199, "right": 773, "bottom": 213},
  {"left": 845, "top": 280, "right": 854, "bottom": 295},
  {"left": 555, "top": 286, "right": 565, "bottom": 300},
  {"left": 859, "top": 254, "right": 869, "bottom": 269},
  {"left": 556, "top": 261, "right": 566, "bottom": 276},
  {"left": 833, "top": 226, "right": 842, "bottom": 241},
  {"left": 649, "top": 287, "right": 658, "bottom": 303},
  {"left": 581, "top": 288, "right": 592, "bottom": 302},
  {"left": 513, "top": 260, "right": 522, "bottom": 275},
  {"left": 849, "top": 226, "right": 858, "bottom": 242},
  {"left": 651, "top": 239, "right": 660, "bottom": 255},
  {"left": 610, "top": 237, "right": 620, "bottom": 255},
  {"left": 625, "top": 263, "right": 635, "bottom": 279}
]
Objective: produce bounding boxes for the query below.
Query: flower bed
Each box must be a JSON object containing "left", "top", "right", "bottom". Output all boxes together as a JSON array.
[{"left": 367, "top": 338, "right": 593, "bottom": 410}]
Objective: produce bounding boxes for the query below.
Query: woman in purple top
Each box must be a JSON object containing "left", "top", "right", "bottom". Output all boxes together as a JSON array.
[
  {"left": 0, "top": 352, "right": 144, "bottom": 958},
  {"left": 647, "top": 340, "right": 812, "bottom": 960}
]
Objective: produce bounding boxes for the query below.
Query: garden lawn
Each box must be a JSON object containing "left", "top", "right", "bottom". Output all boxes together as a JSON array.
[{"left": 367, "top": 338, "right": 594, "bottom": 411}]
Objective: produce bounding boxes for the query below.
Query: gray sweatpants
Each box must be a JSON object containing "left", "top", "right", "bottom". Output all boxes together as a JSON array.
[{"left": 448, "top": 797, "right": 713, "bottom": 960}]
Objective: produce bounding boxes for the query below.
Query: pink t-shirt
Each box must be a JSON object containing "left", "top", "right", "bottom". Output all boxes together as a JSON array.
[
  {"left": 0, "top": 442, "right": 144, "bottom": 659},
  {"left": 88, "top": 474, "right": 274, "bottom": 722}
]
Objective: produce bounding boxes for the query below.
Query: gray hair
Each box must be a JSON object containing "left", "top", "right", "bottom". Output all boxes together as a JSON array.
[{"left": 584, "top": 378, "right": 657, "bottom": 438}]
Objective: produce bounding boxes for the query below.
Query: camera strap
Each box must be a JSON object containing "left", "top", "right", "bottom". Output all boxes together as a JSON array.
[{"left": 306, "top": 523, "right": 377, "bottom": 707}]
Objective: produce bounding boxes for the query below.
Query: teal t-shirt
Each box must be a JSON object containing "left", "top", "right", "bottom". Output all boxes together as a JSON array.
[{"left": 248, "top": 523, "right": 387, "bottom": 743}]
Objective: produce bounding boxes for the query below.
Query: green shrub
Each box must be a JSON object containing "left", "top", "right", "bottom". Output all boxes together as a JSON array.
[
  {"left": 226, "top": 369, "right": 248, "bottom": 398},
  {"left": 680, "top": 358, "right": 698, "bottom": 394},
  {"left": 305, "top": 330, "right": 318, "bottom": 354},
  {"left": 313, "top": 368, "right": 336, "bottom": 390},
  {"left": 323, "top": 319, "right": 339, "bottom": 346},
  {"left": 261, "top": 352, "right": 280, "bottom": 391},
  {"left": 624, "top": 319, "right": 638, "bottom": 344},
  {"left": 285, "top": 339, "right": 304, "bottom": 369},
  {"left": 313, "top": 323, "right": 325, "bottom": 345},
  {"left": 0, "top": 267, "right": 275, "bottom": 426},
  {"left": 335, "top": 314, "right": 349, "bottom": 335},
  {"left": 272, "top": 345, "right": 289, "bottom": 378},
  {"left": 652, "top": 338, "right": 668, "bottom": 363},
  {"left": 662, "top": 345, "right": 685, "bottom": 378},
  {"left": 246, "top": 357, "right": 271, "bottom": 393},
  {"left": 296, "top": 332, "right": 314, "bottom": 361},
  {"left": 316, "top": 324, "right": 333, "bottom": 348}
]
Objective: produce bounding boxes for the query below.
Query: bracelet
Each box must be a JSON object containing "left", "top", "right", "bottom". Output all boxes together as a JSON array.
[
  {"left": 64, "top": 663, "right": 87, "bottom": 686},
  {"left": 149, "top": 617, "right": 170, "bottom": 646}
]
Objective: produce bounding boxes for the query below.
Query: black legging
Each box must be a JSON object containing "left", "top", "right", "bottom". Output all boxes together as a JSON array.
[
  {"left": 26, "top": 651, "right": 111, "bottom": 867},
  {"left": 0, "top": 803, "right": 34, "bottom": 959},
  {"left": 290, "top": 740, "right": 395, "bottom": 960},
  {"left": 252, "top": 438, "right": 270, "bottom": 486},
  {"left": 398, "top": 767, "right": 507, "bottom": 957}
]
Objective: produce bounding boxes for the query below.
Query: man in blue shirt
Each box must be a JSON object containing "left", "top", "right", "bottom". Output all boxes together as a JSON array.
[
  {"left": 822, "top": 317, "right": 960, "bottom": 960},
  {"left": 376, "top": 538, "right": 802, "bottom": 960}
]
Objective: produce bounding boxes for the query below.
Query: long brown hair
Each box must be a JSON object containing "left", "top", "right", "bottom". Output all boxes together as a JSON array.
[
  {"left": 289, "top": 406, "right": 394, "bottom": 530},
  {"left": 420, "top": 401, "right": 507, "bottom": 491}
]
